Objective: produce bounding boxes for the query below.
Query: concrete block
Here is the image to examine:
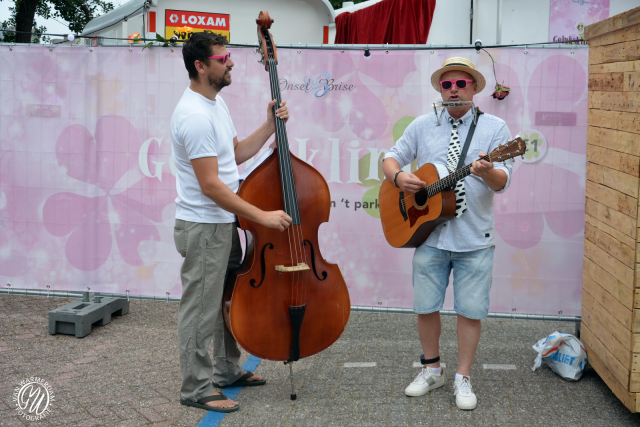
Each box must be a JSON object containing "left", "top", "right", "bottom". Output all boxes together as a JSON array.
[{"left": 48, "top": 297, "right": 129, "bottom": 338}]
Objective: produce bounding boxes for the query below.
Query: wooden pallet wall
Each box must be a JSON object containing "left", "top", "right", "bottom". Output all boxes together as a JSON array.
[{"left": 582, "top": 6, "right": 640, "bottom": 413}]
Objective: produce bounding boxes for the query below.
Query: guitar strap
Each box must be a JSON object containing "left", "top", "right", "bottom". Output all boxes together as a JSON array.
[{"left": 456, "top": 108, "right": 484, "bottom": 170}]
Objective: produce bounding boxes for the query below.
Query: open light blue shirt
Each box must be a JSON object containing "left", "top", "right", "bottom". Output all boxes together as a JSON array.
[{"left": 383, "top": 108, "right": 513, "bottom": 252}]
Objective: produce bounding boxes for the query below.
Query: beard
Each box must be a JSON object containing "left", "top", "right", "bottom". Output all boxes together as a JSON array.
[{"left": 208, "top": 72, "right": 231, "bottom": 92}]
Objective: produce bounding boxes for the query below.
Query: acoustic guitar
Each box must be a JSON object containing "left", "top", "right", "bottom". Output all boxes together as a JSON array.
[{"left": 379, "top": 137, "right": 527, "bottom": 248}]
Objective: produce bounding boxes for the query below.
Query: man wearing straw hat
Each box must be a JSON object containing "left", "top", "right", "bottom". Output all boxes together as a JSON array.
[{"left": 382, "top": 56, "right": 513, "bottom": 410}]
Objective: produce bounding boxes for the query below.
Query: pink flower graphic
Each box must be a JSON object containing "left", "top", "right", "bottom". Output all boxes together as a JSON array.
[
  {"left": 496, "top": 162, "right": 584, "bottom": 249},
  {"left": 287, "top": 50, "right": 417, "bottom": 140},
  {"left": 0, "top": 150, "right": 34, "bottom": 278},
  {"left": 43, "top": 115, "right": 175, "bottom": 271},
  {"left": 14, "top": 48, "right": 70, "bottom": 103},
  {"left": 0, "top": 229, "right": 28, "bottom": 277},
  {"left": 494, "top": 54, "right": 587, "bottom": 249}
]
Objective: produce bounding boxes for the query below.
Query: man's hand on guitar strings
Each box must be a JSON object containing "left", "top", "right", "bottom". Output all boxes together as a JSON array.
[
  {"left": 471, "top": 152, "right": 508, "bottom": 191},
  {"left": 396, "top": 172, "right": 426, "bottom": 195},
  {"left": 470, "top": 152, "right": 494, "bottom": 178}
]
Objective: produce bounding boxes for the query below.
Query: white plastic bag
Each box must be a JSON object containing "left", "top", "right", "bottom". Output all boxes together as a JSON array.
[{"left": 531, "top": 331, "right": 588, "bottom": 381}]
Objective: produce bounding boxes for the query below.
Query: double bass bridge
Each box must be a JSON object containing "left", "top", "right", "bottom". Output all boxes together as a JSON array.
[{"left": 275, "top": 263, "right": 310, "bottom": 272}]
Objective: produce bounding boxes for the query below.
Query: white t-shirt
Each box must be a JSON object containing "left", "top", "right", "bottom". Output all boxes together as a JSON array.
[{"left": 170, "top": 87, "right": 239, "bottom": 223}]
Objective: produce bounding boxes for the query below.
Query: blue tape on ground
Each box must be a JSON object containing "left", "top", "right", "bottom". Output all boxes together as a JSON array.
[{"left": 197, "top": 355, "right": 262, "bottom": 427}]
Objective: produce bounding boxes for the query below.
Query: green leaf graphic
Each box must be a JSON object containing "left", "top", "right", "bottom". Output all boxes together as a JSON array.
[
  {"left": 522, "top": 132, "right": 543, "bottom": 160},
  {"left": 393, "top": 116, "right": 416, "bottom": 143},
  {"left": 362, "top": 186, "right": 381, "bottom": 218},
  {"left": 358, "top": 152, "right": 386, "bottom": 188}
]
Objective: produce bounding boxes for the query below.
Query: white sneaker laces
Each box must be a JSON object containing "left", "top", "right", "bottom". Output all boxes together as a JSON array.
[
  {"left": 454, "top": 377, "right": 472, "bottom": 396},
  {"left": 414, "top": 368, "right": 435, "bottom": 383},
  {"left": 414, "top": 370, "right": 427, "bottom": 383}
]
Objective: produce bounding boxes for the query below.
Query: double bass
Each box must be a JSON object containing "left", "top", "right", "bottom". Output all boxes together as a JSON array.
[{"left": 222, "top": 11, "right": 351, "bottom": 399}]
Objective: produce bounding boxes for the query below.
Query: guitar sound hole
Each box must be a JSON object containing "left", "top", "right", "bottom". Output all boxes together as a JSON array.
[{"left": 414, "top": 190, "right": 428, "bottom": 207}]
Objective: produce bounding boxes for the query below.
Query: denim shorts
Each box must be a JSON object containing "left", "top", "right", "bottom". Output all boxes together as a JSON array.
[{"left": 412, "top": 245, "right": 495, "bottom": 320}]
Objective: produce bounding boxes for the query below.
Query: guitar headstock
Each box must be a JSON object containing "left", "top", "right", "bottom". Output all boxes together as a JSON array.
[
  {"left": 256, "top": 11, "right": 276, "bottom": 72},
  {"left": 488, "top": 137, "right": 527, "bottom": 163}
]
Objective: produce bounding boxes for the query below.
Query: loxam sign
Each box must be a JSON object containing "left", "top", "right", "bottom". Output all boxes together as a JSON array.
[{"left": 165, "top": 9, "right": 230, "bottom": 42}]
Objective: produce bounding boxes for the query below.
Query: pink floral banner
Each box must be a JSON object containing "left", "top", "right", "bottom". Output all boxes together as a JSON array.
[
  {"left": 549, "top": 0, "right": 610, "bottom": 43},
  {"left": 0, "top": 46, "right": 588, "bottom": 315}
]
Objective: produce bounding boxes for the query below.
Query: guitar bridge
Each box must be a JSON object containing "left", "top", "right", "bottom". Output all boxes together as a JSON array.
[{"left": 399, "top": 191, "right": 408, "bottom": 221}]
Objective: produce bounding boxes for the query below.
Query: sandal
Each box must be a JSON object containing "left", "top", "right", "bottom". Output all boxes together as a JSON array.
[
  {"left": 212, "top": 371, "right": 267, "bottom": 388},
  {"left": 180, "top": 393, "right": 239, "bottom": 413}
]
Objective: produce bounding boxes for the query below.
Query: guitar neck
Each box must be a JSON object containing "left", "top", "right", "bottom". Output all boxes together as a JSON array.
[{"left": 426, "top": 155, "right": 490, "bottom": 198}]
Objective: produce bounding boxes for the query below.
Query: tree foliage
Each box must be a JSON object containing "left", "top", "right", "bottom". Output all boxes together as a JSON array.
[
  {"left": 328, "top": 0, "right": 368, "bottom": 9},
  {"left": 0, "top": 0, "right": 45, "bottom": 43},
  {"left": 1, "top": 0, "right": 114, "bottom": 43}
]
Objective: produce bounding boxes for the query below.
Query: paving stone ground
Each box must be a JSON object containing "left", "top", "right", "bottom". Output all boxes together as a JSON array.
[{"left": 1, "top": 294, "right": 639, "bottom": 427}]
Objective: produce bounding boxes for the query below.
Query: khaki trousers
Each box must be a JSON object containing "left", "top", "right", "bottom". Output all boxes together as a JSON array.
[{"left": 174, "top": 219, "right": 244, "bottom": 402}]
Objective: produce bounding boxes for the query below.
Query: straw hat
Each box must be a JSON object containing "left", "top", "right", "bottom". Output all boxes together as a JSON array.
[{"left": 430, "top": 57, "right": 486, "bottom": 93}]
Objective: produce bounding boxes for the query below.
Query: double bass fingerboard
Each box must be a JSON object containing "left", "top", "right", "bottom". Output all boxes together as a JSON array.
[{"left": 262, "top": 30, "right": 301, "bottom": 226}]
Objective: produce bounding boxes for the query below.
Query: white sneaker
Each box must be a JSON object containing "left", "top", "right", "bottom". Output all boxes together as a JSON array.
[
  {"left": 404, "top": 367, "right": 445, "bottom": 397},
  {"left": 453, "top": 376, "right": 477, "bottom": 410}
]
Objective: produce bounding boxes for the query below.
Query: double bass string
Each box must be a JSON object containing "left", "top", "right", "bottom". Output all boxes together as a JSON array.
[
  {"left": 269, "top": 58, "right": 310, "bottom": 307},
  {"left": 271, "top": 64, "right": 309, "bottom": 309},
  {"left": 267, "top": 54, "right": 310, "bottom": 306},
  {"left": 271, "top": 51, "right": 312, "bottom": 307},
  {"left": 264, "top": 53, "right": 297, "bottom": 304},
  {"left": 269, "top": 56, "right": 311, "bottom": 308}
]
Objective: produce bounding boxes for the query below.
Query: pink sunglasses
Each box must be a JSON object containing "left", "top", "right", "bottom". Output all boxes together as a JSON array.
[
  {"left": 208, "top": 52, "right": 231, "bottom": 64},
  {"left": 440, "top": 79, "right": 473, "bottom": 90}
]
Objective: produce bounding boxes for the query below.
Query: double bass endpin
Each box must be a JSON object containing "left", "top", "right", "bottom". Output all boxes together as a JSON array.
[{"left": 284, "top": 361, "right": 297, "bottom": 400}]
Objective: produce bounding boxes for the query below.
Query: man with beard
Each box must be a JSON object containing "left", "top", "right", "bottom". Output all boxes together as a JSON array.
[{"left": 171, "top": 31, "right": 291, "bottom": 413}]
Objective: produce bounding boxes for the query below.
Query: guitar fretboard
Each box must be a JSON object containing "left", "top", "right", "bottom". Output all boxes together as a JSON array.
[{"left": 424, "top": 154, "right": 491, "bottom": 198}]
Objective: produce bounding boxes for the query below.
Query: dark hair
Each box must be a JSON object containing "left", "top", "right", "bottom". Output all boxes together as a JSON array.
[{"left": 182, "top": 31, "right": 228, "bottom": 80}]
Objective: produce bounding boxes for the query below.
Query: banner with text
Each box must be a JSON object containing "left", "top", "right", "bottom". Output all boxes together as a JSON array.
[
  {"left": 0, "top": 46, "right": 588, "bottom": 315},
  {"left": 165, "top": 10, "right": 230, "bottom": 42},
  {"left": 549, "top": 0, "right": 609, "bottom": 43}
]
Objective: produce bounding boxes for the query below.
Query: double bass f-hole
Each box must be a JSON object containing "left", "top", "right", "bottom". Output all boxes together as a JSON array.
[
  {"left": 249, "top": 243, "right": 274, "bottom": 288},
  {"left": 250, "top": 241, "right": 321, "bottom": 288},
  {"left": 303, "top": 240, "right": 327, "bottom": 281}
]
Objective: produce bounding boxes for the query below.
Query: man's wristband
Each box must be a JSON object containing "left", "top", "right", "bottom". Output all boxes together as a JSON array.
[{"left": 393, "top": 170, "right": 403, "bottom": 188}]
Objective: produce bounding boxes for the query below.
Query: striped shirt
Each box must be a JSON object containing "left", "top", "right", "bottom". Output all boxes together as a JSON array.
[{"left": 383, "top": 108, "right": 513, "bottom": 252}]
